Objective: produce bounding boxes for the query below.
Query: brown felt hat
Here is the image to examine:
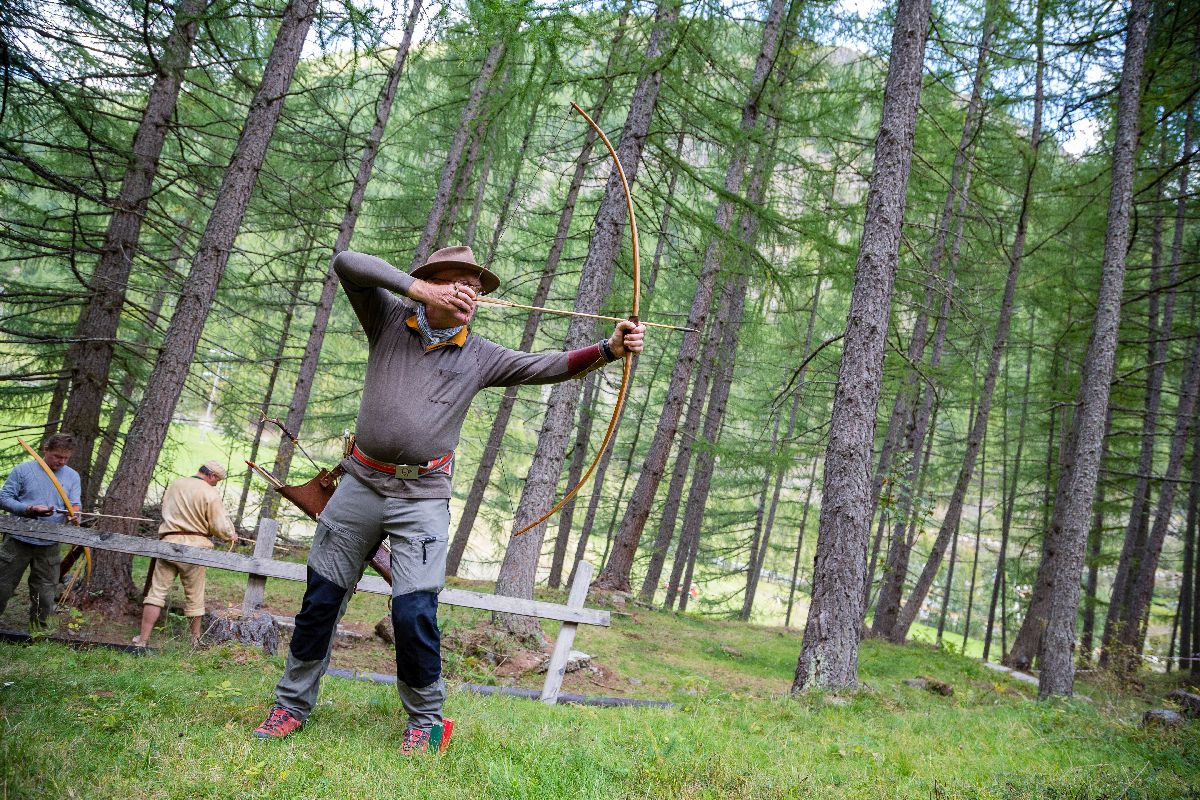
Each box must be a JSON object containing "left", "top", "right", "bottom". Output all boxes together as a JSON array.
[{"left": 411, "top": 245, "right": 500, "bottom": 294}]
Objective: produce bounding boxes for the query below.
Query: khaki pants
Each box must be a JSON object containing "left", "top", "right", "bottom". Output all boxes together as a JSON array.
[
  {"left": 143, "top": 534, "right": 212, "bottom": 617},
  {"left": 0, "top": 536, "right": 62, "bottom": 628}
]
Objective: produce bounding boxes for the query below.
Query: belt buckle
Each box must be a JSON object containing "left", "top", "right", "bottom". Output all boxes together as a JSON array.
[{"left": 396, "top": 465, "right": 420, "bottom": 479}]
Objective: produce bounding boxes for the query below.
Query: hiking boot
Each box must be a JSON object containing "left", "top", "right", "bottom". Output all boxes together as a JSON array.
[
  {"left": 400, "top": 726, "right": 431, "bottom": 755},
  {"left": 401, "top": 718, "right": 453, "bottom": 755},
  {"left": 253, "top": 707, "right": 303, "bottom": 739}
]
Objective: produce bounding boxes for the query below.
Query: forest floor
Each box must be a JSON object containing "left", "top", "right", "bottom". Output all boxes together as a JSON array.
[{"left": 1, "top": 564, "right": 1198, "bottom": 798}]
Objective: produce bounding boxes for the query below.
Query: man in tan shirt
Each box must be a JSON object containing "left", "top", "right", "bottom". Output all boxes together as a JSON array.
[{"left": 133, "top": 461, "right": 239, "bottom": 647}]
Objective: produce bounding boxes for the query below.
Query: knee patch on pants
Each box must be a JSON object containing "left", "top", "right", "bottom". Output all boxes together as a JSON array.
[
  {"left": 391, "top": 591, "right": 441, "bottom": 687},
  {"left": 290, "top": 567, "right": 348, "bottom": 662}
]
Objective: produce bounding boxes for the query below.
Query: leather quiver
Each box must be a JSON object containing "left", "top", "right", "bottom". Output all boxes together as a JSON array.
[
  {"left": 276, "top": 465, "right": 393, "bottom": 586},
  {"left": 277, "top": 465, "right": 344, "bottom": 522}
]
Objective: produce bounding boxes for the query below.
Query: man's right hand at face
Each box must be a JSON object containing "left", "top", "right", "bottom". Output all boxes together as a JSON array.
[{"left": 408, "top": 279, "right": 475, "bottom": 317}]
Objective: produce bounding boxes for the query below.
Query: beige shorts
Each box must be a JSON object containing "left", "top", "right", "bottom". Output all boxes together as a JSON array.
[{"left": 143, "top": 534, "right": 212, "bottom": 617}]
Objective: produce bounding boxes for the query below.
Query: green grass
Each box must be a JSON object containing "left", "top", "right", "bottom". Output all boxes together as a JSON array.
[{"left": 2, "top": 601, "right": 1197, "bottom": 799}]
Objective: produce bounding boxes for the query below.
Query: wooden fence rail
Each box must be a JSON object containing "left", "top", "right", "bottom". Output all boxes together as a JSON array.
[{"left": 1, "top": 518, "right": 609, "bottom": 705}]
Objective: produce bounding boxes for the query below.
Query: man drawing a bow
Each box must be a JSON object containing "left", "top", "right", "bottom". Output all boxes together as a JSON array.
[{"left": 254, "top": 245, "right": 645, "bottom": 754}]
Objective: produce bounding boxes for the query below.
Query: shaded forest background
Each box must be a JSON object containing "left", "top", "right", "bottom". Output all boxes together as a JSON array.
[{"left": 1, "top": 0, "right": 1197, "bottom": 697}]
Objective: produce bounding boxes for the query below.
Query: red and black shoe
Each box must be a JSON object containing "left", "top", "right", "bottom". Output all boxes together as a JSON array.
[
  {"left": 401, "top": 718, "right": 454, "bottom": 755},
  {"left": 253, "top": 707, "right": 304, "bottom": 739}
]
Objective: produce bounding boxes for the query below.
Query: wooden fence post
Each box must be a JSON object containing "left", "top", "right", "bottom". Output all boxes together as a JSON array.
[
  {"left": 242, "top": 517, "right": 278, "bottom": 616},
  {"left": 540, "top": 560, "right": 592, "bottom": 705}
]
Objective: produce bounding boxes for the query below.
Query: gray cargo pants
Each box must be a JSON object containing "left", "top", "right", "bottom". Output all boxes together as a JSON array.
[
  {"left": 0, "top": 536, "right": 61, "bottom": 628},
  {"left": 272, "top": 475, "right": 451, "bottom": 731}
]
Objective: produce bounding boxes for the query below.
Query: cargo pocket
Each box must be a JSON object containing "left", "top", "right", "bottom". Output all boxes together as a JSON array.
[
  {"left": 428, "top": 367, "right": 464, "bottom": 406},
  {"left": 389, "top": 532, "right": 448, "bottom": 596}
]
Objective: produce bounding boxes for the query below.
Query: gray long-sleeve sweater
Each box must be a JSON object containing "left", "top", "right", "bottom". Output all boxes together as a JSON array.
[{"left": 332, "top": 250, "right": 609, "bottom": 499}]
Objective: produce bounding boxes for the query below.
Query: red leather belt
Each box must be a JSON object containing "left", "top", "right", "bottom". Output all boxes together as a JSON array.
[{"left": 350, "top": 444, "right": 453, "bottom": 479}]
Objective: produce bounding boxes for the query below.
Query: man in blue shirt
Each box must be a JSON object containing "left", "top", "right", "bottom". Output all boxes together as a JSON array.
[{"left": 0, "top": 433, "right": 81, "bottom": 629}]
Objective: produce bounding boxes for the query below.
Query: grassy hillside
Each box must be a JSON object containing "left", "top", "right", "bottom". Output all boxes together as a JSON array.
[{"left": 1, "top": 585, "right": 1197, "bottom": 799}]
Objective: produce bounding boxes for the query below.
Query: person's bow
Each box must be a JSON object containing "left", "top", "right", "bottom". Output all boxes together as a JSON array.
[{"left": 512, "top": 101, "right": 641, "bottom": 538}]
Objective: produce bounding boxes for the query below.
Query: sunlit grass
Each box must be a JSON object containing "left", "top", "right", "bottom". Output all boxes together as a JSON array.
[{"left": 2, "top": 604, "right": 1196, "bottom": 799}]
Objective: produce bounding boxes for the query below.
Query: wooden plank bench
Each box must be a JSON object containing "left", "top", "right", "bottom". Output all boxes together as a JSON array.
[{"left": 1, "top": 518, "right": 608, "bottom": 704}]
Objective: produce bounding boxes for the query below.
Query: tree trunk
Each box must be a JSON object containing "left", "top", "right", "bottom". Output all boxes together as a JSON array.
[
  {"left": 596, "top": 0, "right": 792, "bottom": 592},
  {"left": 89, "top": 283, "right": 172, "bottom": 507},
  {"left": 234, "top": 256, "right": 308, "bottom": 529},
  {"left": 669, "top": 274, "right": 749, "bottom": 611},
  {"left": 60, "top": 0, "right": 207, "bottom": 504},
  {"left": 687, "top": 102, "right": 783, "bottom": 620},
  {"left": 1112, "top": 332, "right": 1200, "bottom": 666},
  {"left": 43, "top": 372, "right": 70, "bottom": 446},
  {"left": 655, "top": 341, "right": 715, "bottom": 609},
  {"left": 936, "top": 514, "right": 960, "bottom": 646},
  {"left": 1101, "top": 99, "right": 1193, "bottom": 665},
  {"left": 1006, "top": 345, "right": 1069, "bottom": 669},
  {"left": 792, "top": 0, "right": 931, "bottom": 692},
  {"left": 440, "top": 62, "right": 510, "bottom": 249},
  {"left": 1078, "top": 408, "right": 1113, "bottom": 666},
  {"left": 984, "top": 321, "right": 1034, "bottom": 662},
  {"left": 495, "top": 0, "right": 680, "bottom": 638},
  {"left": 446, "top": 7, "right": 634, "bottom": 574},
  {"left": 462, "top": 129, "right": 496, "bottom": 250},
  {"left": 1188, "top": 405, "right": 1200, "bottom": 678},
  {"left": 569, "top": 238, "right": 670, "bottom": 590},
  {"left": 92, "top": 0, "right": 317, "bottom": 614},
  {"left": 481, "top": 62, "right": 554, "bottom": 261},
  {"left": 1036, "top": 0, "right": 1150, "bottom": 699},
  {"left": 548, "top": 376, "right": 598, "bottom": 588},
  {"left": 410, "top": 41, "right": 506, "bottom": 269},
  {"left": 258, "top": 0, "right": 424, "bottom": 517},
  {"left": 785, "top": 460, "right": 820, "bottom": 627},
  {"left": 870, "top": 8, "right": 994, "bottom": 640},
  {"left": 743, "top": 278, "right": 820, "bottom": 620},
  {"left": 961, "top": 439, "right": 985, "bottom": 650},
  {"left": 889, "top": 6, "right": 1043, "bottom": 643}
]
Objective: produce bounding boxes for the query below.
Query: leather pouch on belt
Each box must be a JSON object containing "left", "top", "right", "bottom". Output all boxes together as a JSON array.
[
  {"left": 275, "top": 465, "right": 392, "bottom": 585},
  {"left": 278, "top": 466, "right": 344, "bottom": 522}
]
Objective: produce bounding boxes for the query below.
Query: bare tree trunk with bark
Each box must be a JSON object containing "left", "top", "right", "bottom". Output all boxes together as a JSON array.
[
  {"left": 1101, "top": 100, "right": 1193, "bottom": 665},
  {"left": 785, "top": 460, "right": 820, "bottom": 627},
  {"left": 234, "top": 255, "right": 309, "bottom": 528},
  {"left": 1111, "top": 332, "right": 1200, "bottom": 666},
  {"left": 60, "top": 0, "right": 207, "bottom": 505},
  {"left": 548, "top": 376, "right": 598, "bottom": 588},
  {"left": 889, "top": 5, "right": 1043, "bottom": 643},
  {"left": 654, "top": 345, "right": 713, "bottom": 608},
  {"left": 1078, "top": 408, "right": 1113, "bottom": 666},
  {"left": 984, "top": 323, "right": 1034, "bottom": 662},
  {"left": 870, "top": 8, "right": 994, "bottom": 640},
  {"left": 1036, "top": 0, "right": 1150, "bottom": 698},
  {"left": 92, "top": 0, "right": 318, "bottom": 614},
  {"left": 596, "top": 0, "right": 793, "bottom": 592},
  {"left": 792, "top": 0, "right": 930, "bottom": 692},
  {"left": 410, "top": 41, "right": 505, "bottom": 269},
  {"left": 743, "top": 279, "right": 820, "bottom": 620},
  {"left": 494, "top": 0, "right": 680, "bottom": 639},
  {"left": 673, "top": 271, "right": 751, "bottom": 613},
  {"left": 1187, "top": 406, "right": 1200, "bottom": 678}
]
